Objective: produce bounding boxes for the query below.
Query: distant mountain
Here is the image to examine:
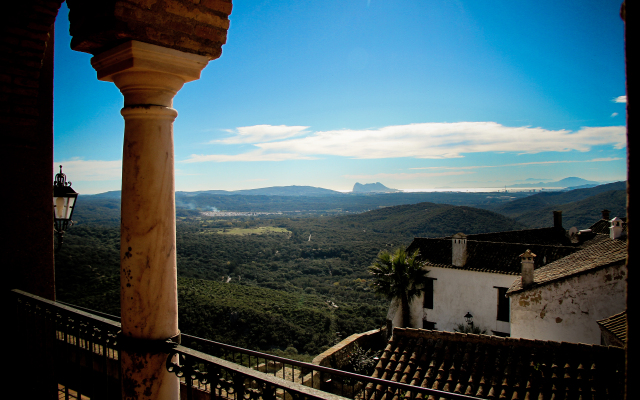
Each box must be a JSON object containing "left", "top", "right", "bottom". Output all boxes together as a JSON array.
[
  {"left": 507, "top": 177, "right": 600, "bottom": 189},
  {"left": 352, "top": 182, "right": 399, "bottom": 193},
  {"left": 184, "top": 186, "right": 343, "bottom": 197},
  {"left": 489, "top": 181, "right": 625, "bottom": 217},
  {"left": 88, "top": 186, "right": 343, "bottom": 199},
  {"left": 487, "top": 181, "right": 626, "bottom": 229},
  {"left": 88, "top": 190, "right": 122, "bottom": 199}
]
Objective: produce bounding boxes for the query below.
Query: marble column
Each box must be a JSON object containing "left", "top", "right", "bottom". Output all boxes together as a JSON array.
[{"left": 91, "top": 41, "right": 209, "bottom": 400}]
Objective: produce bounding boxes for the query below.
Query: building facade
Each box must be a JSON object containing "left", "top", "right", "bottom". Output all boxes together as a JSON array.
[
  {"left": 508, "top": 224, "right": 627, "bottom": 345},
  {"left": 393, "top": 221, "right": 581, "bottom": 335}
]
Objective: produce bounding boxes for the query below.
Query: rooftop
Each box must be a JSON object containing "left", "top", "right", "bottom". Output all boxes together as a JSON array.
[
  {"left": 507, "top": 237, "right": 627, "bottom": 294},
  {"left": 371, "top": 327, "right": 625, "bottom": 400},
  {"left": 588, "top": 217, "right": 628, "bottom": 236},
  {"left": 597, "top": 310, "right": 627, "bottom": 345},
  {"left": 454, "top": 227, "right": 572, "bottom": 246},
  {"left": 407, "top": 237, "right": 579, "bottom": 275}
]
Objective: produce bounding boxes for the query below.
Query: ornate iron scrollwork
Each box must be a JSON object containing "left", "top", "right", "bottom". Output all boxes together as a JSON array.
[{"left": 166, "top": 352, "right": 210, "bottom": 385}]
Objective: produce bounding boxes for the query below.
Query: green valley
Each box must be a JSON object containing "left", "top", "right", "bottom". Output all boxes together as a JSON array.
[{"left": 55, "top": 183, "right": 626, "bottom": 360}]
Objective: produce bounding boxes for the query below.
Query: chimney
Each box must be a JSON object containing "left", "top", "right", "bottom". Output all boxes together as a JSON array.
[
  {"left": 610, "top": 217, "right": 623, "bottom": 240},
  {"left": 553, "top": 211, "right": 563, "bottom": 229},
  {"left": 602, "top": 209, "right": 611, "bottom": 220},
  {"left": 452, "top": 232, "right": 467, "bottom": 267},
  {"left": 520, "top": 249, "right": 536, "bottom": 289}
]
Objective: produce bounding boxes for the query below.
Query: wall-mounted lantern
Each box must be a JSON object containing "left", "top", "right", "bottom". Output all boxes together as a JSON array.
[
  {"left": 464, "top": 312, "right": 474, "bottom": 327},
  {"left": 53, "top": 165, "right": 78, "bottom": 250}
]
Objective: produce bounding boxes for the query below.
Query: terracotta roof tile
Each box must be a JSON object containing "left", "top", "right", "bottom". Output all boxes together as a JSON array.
[
  {"left": 374, "top": 329, "right": 624, "bottom": 400},
  {"left": 461, "top": 227, "right": 573, "bottom": 245},
  {"left": 588, "top": 218, "right": 627, "bottom": 235},
  {"left": 507, "top": 237, "right": 626, "bottom": 293},
  {"left": 406, "top": 224, "right": 615, "bottom": 277},
  {"left": 407, "top": 238, "right": 579, "bottom": 275},
  {"left": 597, "top": 310, "right": 627, "bottom": 344}
]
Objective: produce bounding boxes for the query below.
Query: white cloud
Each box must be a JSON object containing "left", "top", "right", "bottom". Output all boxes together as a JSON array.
[
  {"left": 589, "top": 157, "right": 624, "bottom": 162},
  {"left": 53, "top": 159, "right": 121, "bottom": 181},
  {"left": 613, "top": 95, "right": 627, "bottom": 103},
  {"left": 211, "top": 125, "right": 309, "bottom": 144},
  {"left": 409, "top": 157, "right": 625, "bottom": 171},
  {"left": 184, "top": 122, "right": 627, "bottom": 162},
  {"left": 184, "top": 150, "right": 317, "bottom": 163},
  {"left": 611, "top": 112, "right": 618, "bottom": 117}
]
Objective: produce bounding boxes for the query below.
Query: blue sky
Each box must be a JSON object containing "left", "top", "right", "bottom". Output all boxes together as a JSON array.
[{"left": 53, "top": 0, "right": 627, "bottom": 194}]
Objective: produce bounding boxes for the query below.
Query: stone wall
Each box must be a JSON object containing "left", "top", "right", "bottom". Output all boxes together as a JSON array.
[
  {"left": 2, "top": 1, "right": 64, "bottom": 301},
  {"left": 312, "top": 328, "right": 385, "bottom": 369},
  {"left": 510, "top": 263, "right": 626, "bottom": 344}
]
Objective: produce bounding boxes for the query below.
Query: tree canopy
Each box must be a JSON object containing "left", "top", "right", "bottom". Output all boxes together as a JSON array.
[{"left": 368, "top": 248, "right": 429, "bottom": 328}]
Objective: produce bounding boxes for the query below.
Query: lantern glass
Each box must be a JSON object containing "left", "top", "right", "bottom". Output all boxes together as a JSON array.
[
  {"left": 54, "top": 193, "right": 77, "bottom": 220},
  {"left": 53, "top": 165, "right": 78, "bottom": 232}
]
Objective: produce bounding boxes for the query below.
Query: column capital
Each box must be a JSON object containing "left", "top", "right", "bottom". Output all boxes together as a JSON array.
[{"left": 91, "top": 40, "right": 210, "bottom": 106}]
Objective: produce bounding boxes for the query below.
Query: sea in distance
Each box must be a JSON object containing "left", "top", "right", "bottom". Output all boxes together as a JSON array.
[{"left": 337, "top": 187, "right": 561, "bottom": 193}]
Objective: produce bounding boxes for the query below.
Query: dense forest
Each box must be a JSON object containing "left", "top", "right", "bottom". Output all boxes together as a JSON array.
[
  {"left": 56, "top": 198, "right": 524, "bottom": 359},
  {"left": 55, "top": 182, "right": 626, "bottom": 360}
]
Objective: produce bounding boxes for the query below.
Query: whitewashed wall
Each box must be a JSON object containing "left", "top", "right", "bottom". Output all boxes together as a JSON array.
[
  {"left": 403, "top": 266, "right": 517, "bottom": 334},
  {"left": 509, "top": 264, "right": 626, "bottom": 344}
]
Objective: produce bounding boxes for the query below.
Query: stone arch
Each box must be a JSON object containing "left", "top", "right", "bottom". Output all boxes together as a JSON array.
[
  {"left": 3, "top": 1, "right": 65, "bottom": 300},
  {"left": 2, "top": 0, "right": 232, "bottom": 300}
]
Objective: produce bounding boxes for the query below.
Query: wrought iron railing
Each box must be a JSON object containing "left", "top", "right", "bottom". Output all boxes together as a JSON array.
[
  {"left": 13, "top": 289, "right": 121, "bottom": 400},
  {"left": 11, "top": 289, "right": 481, "bottom": 400}
]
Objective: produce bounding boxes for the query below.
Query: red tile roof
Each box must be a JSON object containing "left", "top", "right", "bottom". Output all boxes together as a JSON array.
[
  {"left": 369, "top": 328, "right": 625, "bottom": 400},
  {"left": 405, "top": 224, "right": 613, "bottom": 276},
  {"left": 407, "top": 238, "right": 579, "bottom": 275},
  {"left": 588, "top": 218, "right": 627, "bottom": 235},
  {"left": 507, "top": 237, "right": 627, "bottom": 294},
  {"left": 597, "top": 310, "right": 627, "bottom": 345}
]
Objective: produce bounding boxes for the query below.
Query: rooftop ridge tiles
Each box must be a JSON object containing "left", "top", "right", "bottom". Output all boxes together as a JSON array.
[
  {"left": 412, "top": 236, "right": 579, "bottom": 248},
  {"left": 438, "top": 226, "right": 564, "bottom": 239},
  {"left": 380, "top": 328, "right": 625, "bottom": 399},
  {"left": 507, "top": 238, "right": 627, "bottom": 293},
  {"left": 394, "top": 328, "right": 626, "bottom": 351}
]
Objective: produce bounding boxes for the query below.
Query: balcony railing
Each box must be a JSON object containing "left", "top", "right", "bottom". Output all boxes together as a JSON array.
[{"left": 11, "top": 289, "right": 481, "bottom": 400}]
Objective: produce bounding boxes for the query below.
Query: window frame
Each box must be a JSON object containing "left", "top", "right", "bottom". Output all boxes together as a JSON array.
[
  {"left": 423, "top": 277, "right": 436, "bottom": 309},
  {"left": 495, "top": 286, "right": 510, "bottom": 322}
]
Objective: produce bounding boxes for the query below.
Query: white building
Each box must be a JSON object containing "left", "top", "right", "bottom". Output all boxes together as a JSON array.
[
  {"left": 388, "top": 211, "right": 627, "bottom": 338},
  {"left": 507, "top": 220, "right": 627, "bottom": 345},
  {"left": 392, "top": 216, "right": 583, "bottom": 336}
]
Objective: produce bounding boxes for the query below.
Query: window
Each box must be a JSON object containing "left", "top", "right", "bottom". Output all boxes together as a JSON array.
[
  {"left": 423, "top": 278, "right": 435, "bottom": 309},
  {"left": 496, "top": 287, "right": 509, "bottom": 322},
  {"left": 423, "top": 320, "right": 436, "bottom": 330}
]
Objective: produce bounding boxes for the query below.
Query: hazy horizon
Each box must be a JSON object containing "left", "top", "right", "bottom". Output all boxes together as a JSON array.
[{"left": 78, "top": 177, "right": 624, "bottom": 196}]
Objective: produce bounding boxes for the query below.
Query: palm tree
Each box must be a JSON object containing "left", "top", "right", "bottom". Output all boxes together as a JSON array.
[{"left": 368, "top": 248, "right": 429, "bottom": 328}]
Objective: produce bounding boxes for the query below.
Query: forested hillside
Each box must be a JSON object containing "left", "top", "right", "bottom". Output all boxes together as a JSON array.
[
  {"left": 510, "top": 189, "right": 627, "bottom": 229},
  {"left": 487, "top": 181, "right": 625, "bottom": 218},
  {"left": 56, "top": 197, "right": 525, "bottom": 358},
  {"left": 485, "top": 182, "right": 626, "bottom": 229},
  {"left": 334, "top": 203, "right": 524, "bottom": 238},
  {"left": 57, "top": 182, "right": 622, "bottom": 359}
]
